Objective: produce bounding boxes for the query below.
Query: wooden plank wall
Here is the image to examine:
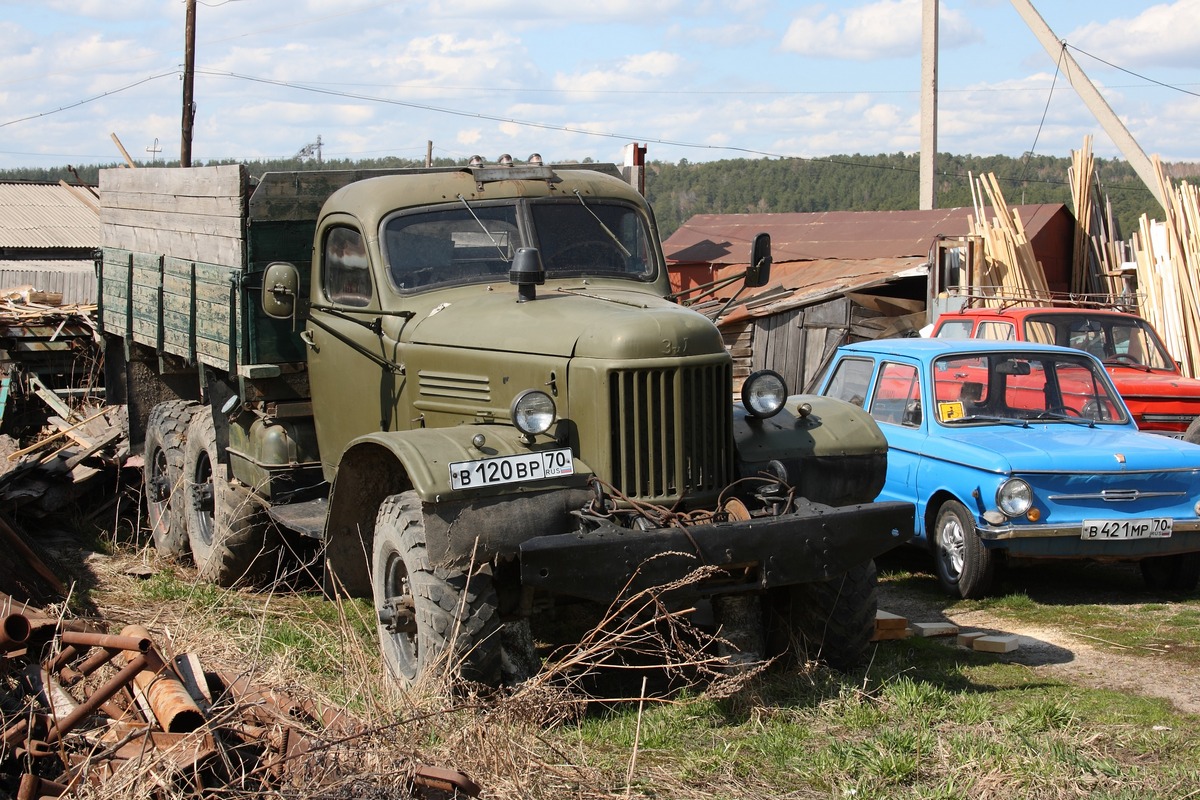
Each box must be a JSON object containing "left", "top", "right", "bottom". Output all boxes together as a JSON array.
[
  {"left": 100, "top": 165, "right": 247, "bottom": 267},
  {"left": 99, "top": 166, "right": 247, "bottom": 370}
]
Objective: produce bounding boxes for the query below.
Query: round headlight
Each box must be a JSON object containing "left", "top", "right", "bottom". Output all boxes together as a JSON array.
[
  {"left": 742, "top": 370, "right": 788, "bottom": 419},
  {"left": 511, "top": 389, "right": 556, "bottom": 436},
  {"left": 996, "top": 478, "right": 1033, "bottom": 517}
]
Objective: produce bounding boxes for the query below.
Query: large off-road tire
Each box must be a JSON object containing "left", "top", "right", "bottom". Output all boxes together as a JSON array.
[
  {"left": 1140, "top": 553, "right": 1200, "bottom": 592},
  {"left": 144, "top": 400, "right": 198, "bottom": 559},
  {"left": 183, "top": 411, "right": 276, "bottom": 587},
  {"left": 934, "top": 499, "right": 995, "bottom": 598},
  {"left": 372, "top": 491, "right": 502, "bottom": 686},
  {"left": 765, "top": 559, "right": 878, "bottom": 672}
]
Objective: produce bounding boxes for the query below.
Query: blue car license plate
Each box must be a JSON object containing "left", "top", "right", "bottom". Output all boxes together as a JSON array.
[{"left": 1081, "top": 518, "right": 1173, "bottom": 540}]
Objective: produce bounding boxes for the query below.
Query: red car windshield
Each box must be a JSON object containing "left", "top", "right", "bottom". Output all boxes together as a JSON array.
[{"left": 1022, "top": 314, "right": 1175, "bottom": 370}]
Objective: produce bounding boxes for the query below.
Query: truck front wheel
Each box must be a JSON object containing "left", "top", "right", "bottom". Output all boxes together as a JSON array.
[
  {"left": 372, "top": 491, "right": 502, "bottom": 686},
  {"left": 765, "top": 559, "right": 878, "bottom": 671},
  {"left": 183, "top": 411, "right": 276, "bottom": 587},
  {"left": 144, "top": 400, "right": 197, "bottom": 559}
]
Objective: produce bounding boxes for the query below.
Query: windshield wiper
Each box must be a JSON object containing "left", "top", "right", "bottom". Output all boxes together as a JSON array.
[
  {"left": 572, "top": 190, "right": 632, "bottom": 258},
  {"left": 945, "top": 415, "right": 1029, "bottom": 428},
  {"left": 456, "top": 194, "right": 512, "bottom": 262},
  {"left": 1029, "top": 410, "right": 1097, "bottom": 427}
]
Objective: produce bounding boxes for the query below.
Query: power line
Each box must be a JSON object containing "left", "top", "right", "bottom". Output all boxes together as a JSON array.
[
  {"left": 0, "top": 71, "right": 179, "bottom": 129},
  {"left": 1066, "top": 43, "right": 1200, "bottom": 99}
]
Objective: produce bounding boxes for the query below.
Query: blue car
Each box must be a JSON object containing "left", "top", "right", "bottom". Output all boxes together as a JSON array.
[{"left": 816, "top": 338, "right": 1200, "bottom": 597}]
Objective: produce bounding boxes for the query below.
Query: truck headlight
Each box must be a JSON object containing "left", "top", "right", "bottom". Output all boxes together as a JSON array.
[
  {"left": 996, "top": 478, "right": 1033, "bottom": 517},
  {"left": 742, "top": 370, "right": 788, "bottom": 419},
  {"left": 511, "top": 389, "right": 556, "bottom": 435}
]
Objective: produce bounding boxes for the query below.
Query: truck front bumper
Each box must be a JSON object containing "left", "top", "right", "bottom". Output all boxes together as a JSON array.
[{"left": 519, "top": 498, "right": 914, "bottom": 602}]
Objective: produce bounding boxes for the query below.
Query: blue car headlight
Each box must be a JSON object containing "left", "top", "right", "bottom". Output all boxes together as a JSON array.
[{"left": 996, "top": 478, "right": 1033, "bottom": 518}]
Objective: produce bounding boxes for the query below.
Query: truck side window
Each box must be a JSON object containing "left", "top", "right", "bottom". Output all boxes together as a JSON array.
[
  {"left": 324, "top": 227, "right": 371, "bottom": 307},
  {"left": 934, "top": 320, "right": 974, "bottom": 339}
]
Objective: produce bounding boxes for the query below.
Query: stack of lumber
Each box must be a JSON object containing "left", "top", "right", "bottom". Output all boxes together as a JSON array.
[
  {"left": 1068, "top": 136, "right": 1126, "bottom": 300},
  {"left": 968, "top": 172, "right": 1053, "bottom": 314},
  {"left": 1129, "top": 158, "right": 1200, "bottom": 377}
]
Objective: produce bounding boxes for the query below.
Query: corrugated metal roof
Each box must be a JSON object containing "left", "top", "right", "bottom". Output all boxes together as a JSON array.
[
  {"left": 663, "top": 205, "right": 1068, "bottom": 265},
  {"left": 0, "top": 182, "right": 99, "bottom": 249},
  {"left": 715, "top": 257, "right": 927, "bottom": 326}
]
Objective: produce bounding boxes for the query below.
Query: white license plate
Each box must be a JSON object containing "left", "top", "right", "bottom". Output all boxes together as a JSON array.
[
  {"left": 1081, "top": 518, "right": 1173, "bottom": 540},
  {"left": 449, "top": 448, "right": 574, "bottom": 490}
]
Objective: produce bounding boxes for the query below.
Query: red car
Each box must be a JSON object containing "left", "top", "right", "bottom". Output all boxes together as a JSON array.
[{"left": 931, "top": 307, "right": 1200, "bottom": 442}]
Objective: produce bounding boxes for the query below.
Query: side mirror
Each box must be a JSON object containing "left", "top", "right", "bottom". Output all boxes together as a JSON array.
[
  {"left": 262, "top": 261, "right": 300, "bottom": 319},
  {"left": 745, "top": 232, "right": 772, "bottom": 288}
]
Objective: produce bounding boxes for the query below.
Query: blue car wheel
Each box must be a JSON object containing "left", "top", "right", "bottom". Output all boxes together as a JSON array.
[{"left": 934, "top": 500, "right": 996, "bottom": 598}]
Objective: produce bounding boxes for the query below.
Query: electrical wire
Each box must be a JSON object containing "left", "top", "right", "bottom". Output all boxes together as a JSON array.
[
  {"left": 0, "top": 71, "right": 179, "bottom": 130},
  {"left": 1066, "top": 43, "right": 1200, "bottom": 99}
]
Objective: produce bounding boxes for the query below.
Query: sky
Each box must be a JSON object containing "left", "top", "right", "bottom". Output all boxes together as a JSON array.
[{"left": 1, "top": 0, "right": 1198, "bottom": 171}]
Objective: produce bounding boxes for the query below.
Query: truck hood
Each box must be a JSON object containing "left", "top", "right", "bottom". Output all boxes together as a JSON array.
[
  {"left": 407, "top": 287, "right": 726, "bottom": 359},
  {"left": 930, "top": 424, "right": 1200, "bottom": 474}
]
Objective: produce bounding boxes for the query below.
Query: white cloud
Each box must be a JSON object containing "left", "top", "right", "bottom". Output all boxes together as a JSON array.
[
  {"left": 553, "top": 51, "right": 684, "bottom": 96},
  {"left": 1069, "top": 0, "right": 1200, "bottom": 69},
  {"left": 782, "top": 0, "right": 981, "bottom": 60}
]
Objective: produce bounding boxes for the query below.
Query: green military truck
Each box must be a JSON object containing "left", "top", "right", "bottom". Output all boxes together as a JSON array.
[{"left": 97, "top": 159, "right": 912, "bottom": 685}]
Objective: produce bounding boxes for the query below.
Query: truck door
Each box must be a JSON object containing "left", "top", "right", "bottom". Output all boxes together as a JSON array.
[{"left": 305, "top": 224, "right": 406, "bottom": 477}]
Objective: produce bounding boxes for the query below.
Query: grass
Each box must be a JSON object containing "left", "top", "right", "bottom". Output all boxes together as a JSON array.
[{"left": 56, "top": 533, "right": 1200, "bottom": 800}]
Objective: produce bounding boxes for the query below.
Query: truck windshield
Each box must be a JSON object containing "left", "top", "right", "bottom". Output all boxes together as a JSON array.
[
  {"left": 383, "top": 205, "right": 520, "bottom": 291},
  {"left": 529, "top": 201, "right": 654, "bottom": 279}
]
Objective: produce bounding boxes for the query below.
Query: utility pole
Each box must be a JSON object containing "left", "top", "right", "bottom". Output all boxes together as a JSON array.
[
  {"left": 919, "top": 0, "right": 938, "bottom": 210},
  {"left": 181, "top": 0, "right": 197, "bottom": 167},
  {"left": 1009, "top": 0, "right": 1166, "bottom": 211}
]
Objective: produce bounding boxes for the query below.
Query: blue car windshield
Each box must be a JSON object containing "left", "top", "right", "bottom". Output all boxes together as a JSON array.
[{"left": 930, "top": 352, "right": 1128, "bottom": 425}]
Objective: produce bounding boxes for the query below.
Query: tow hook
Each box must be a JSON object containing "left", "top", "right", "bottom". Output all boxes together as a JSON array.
[{"left": 378, "top": 595, "right": 417, "bottom": 635}]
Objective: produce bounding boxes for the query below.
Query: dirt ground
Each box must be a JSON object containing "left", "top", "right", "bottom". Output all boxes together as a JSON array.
[{"left": 875, "top": 552, "right": 1200, "bottom": 715}]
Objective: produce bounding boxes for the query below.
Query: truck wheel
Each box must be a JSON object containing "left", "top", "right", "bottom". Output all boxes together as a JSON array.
[
  {"left": 1140, "top": 553, "right": 1200, "bottom": 592},
  {"left": 934, "top": 500, "right": 995, "bottom": 598},
  {"left": 372, "top": 491, "right": 502, "bottom": 686},
  {"left": 765, "top": 559, "right": 878, "bottom": 672},
  {"left": 144, "top": 400, "right": 197, "bottom": 559},
  {"left": 183, "top": 411, "right": 276, "bottom": 587},
  {"left": 1184, "top": 417, "right": 1200, "bottom": 445}
]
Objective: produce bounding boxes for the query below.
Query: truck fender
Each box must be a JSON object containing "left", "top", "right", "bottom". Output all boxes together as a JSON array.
[
  {"left": 323, "top": 426, "right": 591, "bottom": 597},
  {"left": 733, "top": 394, "right": 891, "bottom": 507}
]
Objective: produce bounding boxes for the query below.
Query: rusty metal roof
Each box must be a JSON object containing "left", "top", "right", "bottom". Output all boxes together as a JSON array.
[
  {"left": 712, "top": 257, "right": 927, "bottom": 326},
  {"left": 664, "top": 205, "right": 1068, "bottom": 264},
  {"left": 0, "top": 182, "right": 99, "bottom": 250}
]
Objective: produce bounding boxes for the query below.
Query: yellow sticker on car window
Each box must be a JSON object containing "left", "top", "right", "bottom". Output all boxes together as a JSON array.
[{"left": 939, "top": 401, "right": 965, "bottom": 421}]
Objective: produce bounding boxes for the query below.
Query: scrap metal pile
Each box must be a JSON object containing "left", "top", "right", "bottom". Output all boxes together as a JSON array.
[
  {"left": 0, "top": 289, "right": 127, "bottom": 520},
  {"left": 0, "top": 592, "right": 371, "bottom": 799}
]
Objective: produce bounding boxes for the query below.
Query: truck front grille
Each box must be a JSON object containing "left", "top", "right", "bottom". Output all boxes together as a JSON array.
[{"left": 608, "top": 363, "right": 732, "bottom": 502}]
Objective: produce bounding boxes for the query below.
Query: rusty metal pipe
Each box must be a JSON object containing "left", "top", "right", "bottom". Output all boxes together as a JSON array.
[
  {"left": 44, "top": 652, "right": 149, "bottom": 744},
  {"left": 0, "top": 613, "right": 31, "bottom": 652},
  {"left": 17, "top": 773, "right": 67, "bottom": 800},
  {"left": 120, "top": 625, "right": 205, "bottom": 733},
  {"left": 65, "top": 646, "right": 120, "bottom": 680},
  {"left": 60, "top": 631, "right": 150, "bottom": 652}
]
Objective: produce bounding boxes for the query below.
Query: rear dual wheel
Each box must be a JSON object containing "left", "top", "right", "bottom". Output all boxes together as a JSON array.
[
  {"left": 144, "top": 401, "right": 198, "bottom": 559},
  {"left": 183, "top": 411, "right": 278, "bottom": 587}
]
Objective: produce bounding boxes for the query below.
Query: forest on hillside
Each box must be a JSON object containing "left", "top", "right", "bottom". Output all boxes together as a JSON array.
[{"left": 1, "top": 152, "right": 1175, "bottom": 241}]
